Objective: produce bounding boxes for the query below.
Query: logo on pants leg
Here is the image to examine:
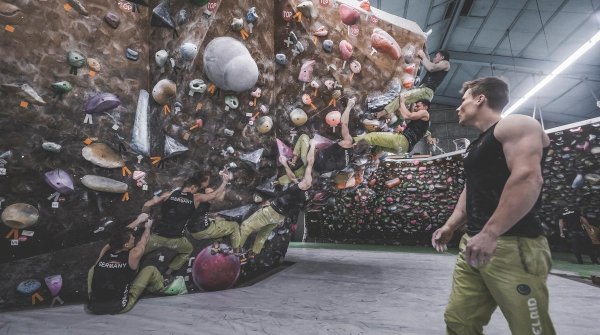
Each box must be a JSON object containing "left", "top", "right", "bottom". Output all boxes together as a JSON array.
[
  {"left": 528, "top": 297, "right": 543, "bottom": 334},
  {"left": 517, "top": 284, "right": 531, "bottom": 295}
]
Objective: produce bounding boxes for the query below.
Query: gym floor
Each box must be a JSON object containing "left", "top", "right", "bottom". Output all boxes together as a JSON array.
[{"left": 1, "top": 245, "right": 598, "bottom": 334}]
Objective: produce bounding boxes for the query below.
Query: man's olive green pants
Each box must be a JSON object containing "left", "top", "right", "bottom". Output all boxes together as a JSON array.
[
  {"left": 278, "top": 134, "right": 310, "bottom": 186},
  {"left": 144, "top": 234, "right": 193, "bottom": 271},
  {"left": 353, "top": 132, "right": 410, "bottom": 154},
  {"left": 88, "top": 265, "right": 164, "bottom": 314},
  {"left": 190, "top": 217, "right": 241, "bottom": 249},
  {"left": 383, "top": 87, "right": 434, "bottom": 118},
  {"left": 239, "top": 206, "right": 285, "bottom": 254},
  {"left": 445, "top": 234, "right": 555, "bottom": 335}
]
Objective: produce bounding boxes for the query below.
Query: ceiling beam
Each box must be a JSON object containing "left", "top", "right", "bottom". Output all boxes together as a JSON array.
[
  {"left": 489, "top": 0, "right": 532, "bottom": 55},
  {"left": 516, "top": 0, "right": 571, "bottom": 58},
  {"left": 448, "top": 51, "right": 600, "bottom": 78},
  {"left": 467, "top": 0, "right": 501, "bottom": 51},
  {"left": 440, "top": 0, "right": 466, "bottom": 50}
]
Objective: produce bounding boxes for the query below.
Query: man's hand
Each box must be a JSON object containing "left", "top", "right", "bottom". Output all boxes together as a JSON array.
[
  {"left": 560, "top": 232, "right": 565, "bottom": 238},
  {"left": 464, "top": 231, "right": 497, "bottom": 268},
  {"left": 431, "top": 225, "right": 454, "bottom": 252},
  {"left": 417, "top": 49, "right": 426, "bottom": 59},
  {"left": 144, "top": 219, "right": 153, "bottom": 229},
  {"left": 426, "top": 136, "right": 439, "bottom": 145},
  {"left": 347, "top": 97, "right": 356, "bottom": 108},
  {"left": 219, "top": 170, "right": 233, "bottom": 182}
]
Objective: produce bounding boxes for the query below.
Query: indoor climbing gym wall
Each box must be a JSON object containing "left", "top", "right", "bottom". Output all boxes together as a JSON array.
[
  {"left": 306, "top": 119, "right": 600, "bottom": 249},
  {"left": 0, "top": 0, "right": 430, "bottom": 310}
]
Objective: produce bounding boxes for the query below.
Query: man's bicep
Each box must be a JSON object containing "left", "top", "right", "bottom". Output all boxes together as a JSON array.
[{"left": 502, "top": 130, "right": 544, "bottom": 174}]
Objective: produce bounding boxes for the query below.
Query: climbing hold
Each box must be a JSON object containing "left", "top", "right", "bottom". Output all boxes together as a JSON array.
[
  {"left": 371, "top": 28, "right": 401, "bottom": 60},
  {"left": 67, "top": 51, "right": 86, "bottom": 75},
  {"left": 224, "top": 96, "right": 239, "bottom": 111},
  {"left": 16, "top": 279, "right": 41, "bottom": 295},
  {"left": 104, "top": 11, "right": 120, "bottom": 29},
  {"left": 1, "top": 203, "right": 39, "bottom": 229},
  {"left": 81, "top": 175, "right": 128, "bottom": 193},
  {"left": 203, "top": 37, "right": 259, "bottom": 92},
  {"left": 84, "top": 92, "right": 121, "bottom": 114},
  {"left": 275, "top": 53, "right": 287, "bottom": 65},
  {"left": 44, "top": 169, "right": 75, "bottom": 194},
  {"left": 297, "top": 1, "right": 316, "bottom": 19},
  {"left": 339, "top": 4, "right": 360, "bottom": 25},
  {"left": 126, "top": 48, "right": 139, "bottom": 61},
  {"left": 246, "top": 7, "right": 258, "bottom": 23},
  {"left": 152, "top": 0, "right": 177, "bottom": 36},
  {"left": 152, "top": 79, "right": 177, "bottom": 105},
  {"left": 313, "top": 25, "right": 328, "bottom": 37},
  {"left": 256, "top": 116, "right": 273, "bottom": 134},
  {"left": 51, "top": 81, "right": 72, "bottom": 98},
  {"left": 188, "top": 79, "right": 206, "bottom": 96},
  {"left": 87, "top": 58, "right": 101, "bottom": 72},
  {"left": 322, "top": 39, "right": 333, "bottom": 53},
  {"left": 290, "top": 108, "right": 307, "bottom": 126},
  {"left": 82, "top": 143, "right": 125, "bottom": 168},
  {"left": 180, "top": 42, "right": 198, "bottom": 61}
]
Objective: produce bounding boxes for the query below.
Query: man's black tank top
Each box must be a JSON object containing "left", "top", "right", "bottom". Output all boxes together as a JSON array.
[
  {"left": 314, "top": 143, "right": 353, "bottom": 173},
  {"left": 88, "top": 250, "right": 135, "bottom": 314},
  {"left": 153, "top": 189, "right": 195, "bottom": 238},
  {"left": 271, "top": 183, "right": 310, "bottom": 216},
  {"left": 561, "top": 209, "right": 584, "bottom": 233},
  {"left": 422, "top": 69, "right": 448, "bottom": 91},
  {"left": 187, "top": 202, "right": 212, "bottom": 233},
  {"left": 463, "top": 122, "right": 546, "bottom": 237},
  {"left": 403, "top": 119, "right": 430, "bottom": 152}
]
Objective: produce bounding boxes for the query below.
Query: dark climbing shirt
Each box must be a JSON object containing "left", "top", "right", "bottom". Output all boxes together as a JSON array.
[
  {"left": 562, "top": 210, "right": 584, "bottom": 233},
  {"left": 88, "top": 249, "right": 135, "bottom": 314},
  {"left": 271, "top": 183, "right": 310, "bottom": 216},
  {"left": 463, "top": 122, "right": 546, "bottom": 237},
  {"left": 403, "top": 119, "right": 430, "bottom": 152},
  {"left": 187, "top": 202, "right": 212, "bottom": 233},
  {"left": 314, "top": 142, "right": 353, "bottom": 173},
  {"left": 422, "top": 69, "right": 448, "bottom": 91},
  {"left": 153, "top": 190, "right": 196, "bottom": 238}
]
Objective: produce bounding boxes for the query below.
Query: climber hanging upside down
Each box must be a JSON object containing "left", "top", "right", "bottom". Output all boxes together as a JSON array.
[{"left": 354, "top": 96, "right": 431, "bottom": 155}]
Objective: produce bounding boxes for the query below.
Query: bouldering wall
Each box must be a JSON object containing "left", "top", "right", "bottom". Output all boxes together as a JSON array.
[
  {"left": 305, "top": 118, "right": 600, "bottom": 250},
  {"left": 0, "top": 0, "right": 432, "bottom": 310},
  {"left": 0, "top": 0, "right": 282, "bottom": 310},
  {"left": 272, "top": 0, "right": 426, "bottom": 140}
]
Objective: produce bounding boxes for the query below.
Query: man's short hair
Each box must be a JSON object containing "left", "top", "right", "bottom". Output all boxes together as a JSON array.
[
  {"left": 183, "top": 175, "right": 206, "bottom": 188},
  {"left": 437, "top": 50, "right": 450, "bottom": 61},
  {"left": 460, "top": 77, "right": 509, "bottom": 112},
  {"left": 415, "top": 99, "right": 431, "bottom": 110},
  {"left": 109, "top": 227, "right": 134, "bottom": 250},
  {"left": 354, "top": 139, "right": 371, "bottom": 156}
]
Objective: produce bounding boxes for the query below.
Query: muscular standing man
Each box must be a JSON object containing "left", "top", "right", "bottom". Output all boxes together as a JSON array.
[{"left": 431, "top": 77, "right": 555, "bottom": 334}]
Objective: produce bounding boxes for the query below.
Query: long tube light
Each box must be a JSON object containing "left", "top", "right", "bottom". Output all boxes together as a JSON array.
[{"left": 502, "top": 30, "right": 600, "bottom": 116}]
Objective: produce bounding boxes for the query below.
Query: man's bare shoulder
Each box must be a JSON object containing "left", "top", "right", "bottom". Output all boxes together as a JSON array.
[{"left": 494, "top": 114, "right": 543, "bottom": 143}]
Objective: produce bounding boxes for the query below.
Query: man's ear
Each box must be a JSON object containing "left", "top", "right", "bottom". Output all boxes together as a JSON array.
[{"left": 476, "top": 94, "right": 485, "bottom": 106}]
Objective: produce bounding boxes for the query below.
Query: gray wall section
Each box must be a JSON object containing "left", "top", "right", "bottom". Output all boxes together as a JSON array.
[{"left": 427, "top": 103, "right": 479, "bottom": 153}]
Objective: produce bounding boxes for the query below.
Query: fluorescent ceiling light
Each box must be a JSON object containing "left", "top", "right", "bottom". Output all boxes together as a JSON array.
[{"left": 502, "top": 30, "right": 600, "bottom": 116}]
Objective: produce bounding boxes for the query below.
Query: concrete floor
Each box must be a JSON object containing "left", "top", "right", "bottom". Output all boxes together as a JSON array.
[{"left": 1, "top": 248, "right": 598, "bottom": 334}]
